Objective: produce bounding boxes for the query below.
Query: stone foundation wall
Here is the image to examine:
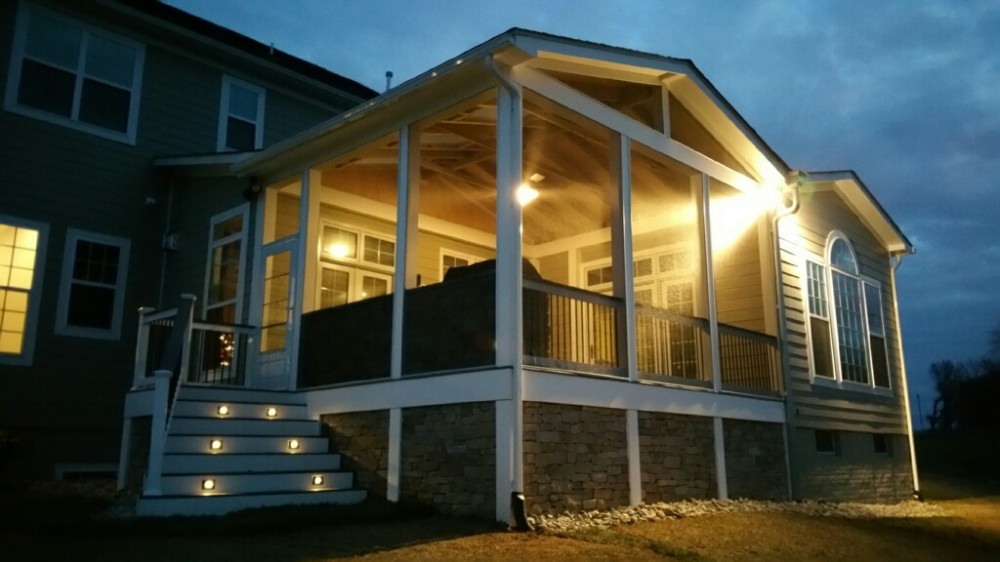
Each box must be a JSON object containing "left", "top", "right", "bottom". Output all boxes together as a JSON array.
[
  {"left": 724, "top": 419, "right": 787, "bottom": 500},
  {"left": 523, "top": 402, "right": 629, "bottom": 514},
  {"left": 638, "top": 411, "right": 716, "bottom": 503},
  {"left": 400, "top": 402, "right": 495, "bottom": 518},
  {"left": 321, "top": 410, "right": 390, "bottom": 498},
  {"left": 796, "top": 429, "right": 913, "bottom": 503}
]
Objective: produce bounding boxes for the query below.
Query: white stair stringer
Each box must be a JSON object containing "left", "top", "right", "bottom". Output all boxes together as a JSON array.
[{"left": 136, "top": 386, "right": 365, "bottom": 517}]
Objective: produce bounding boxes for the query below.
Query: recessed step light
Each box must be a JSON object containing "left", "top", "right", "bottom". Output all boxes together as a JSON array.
[
  {"left": 288, "top": 439, "right": 300, "bottom": 451},
  {"left": 217, "top": 405, "right": 230, "bottom": 416},
  {"left": 209, "top": 439, "right": 223, "bottom": 451},
  {"left": 201, "top": 478, "right": 216, "bottom": 491},
  {"left": 265, "top": 407, "right": 278, "bottom": 418},
  {"left": 311, "top": 475, "right": 324, "bottom": 486}
]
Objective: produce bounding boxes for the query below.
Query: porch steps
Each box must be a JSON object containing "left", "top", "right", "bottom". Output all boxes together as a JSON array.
[{"left": 137, "top": 386, "right": 365, "bottom": 517}]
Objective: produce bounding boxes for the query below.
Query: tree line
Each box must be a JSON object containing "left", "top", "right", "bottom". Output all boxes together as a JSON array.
[{"left": 926, "top": 324, "right": 1000, "bottom": 431}]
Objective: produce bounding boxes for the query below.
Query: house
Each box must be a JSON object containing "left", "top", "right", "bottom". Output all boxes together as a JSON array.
[
  {"left": 2, "top": 2, "right": 919, "bottom": 523},
  {"left": 0, "top": 0, "right": 376, "bottom": 480}
]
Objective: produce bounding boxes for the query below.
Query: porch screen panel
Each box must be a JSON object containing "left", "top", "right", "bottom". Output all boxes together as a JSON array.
[
  {"left": 518, "top": 91, "right": 623, "bottom": 374},
  {"left": 629, "top": 144, "right": 709, "bottom": 384},
  {"left": 403, "top": 90, "right": 498, "bottom": 375},
  {"left": 708, "top": 179, "right": 779, "bottom": 392},
  {"left": 260, "top": 250, "right": 291, "bottom": 353}
]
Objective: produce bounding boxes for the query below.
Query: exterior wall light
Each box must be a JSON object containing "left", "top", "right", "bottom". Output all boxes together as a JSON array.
[
  {"left": 288, "top": 439, "right": 300, "bottom": 451},
  {"left": 217, "top": 405, "right": 230, "bottom": 416},
  {"left": 265, "top": 407, "right": 278, "bottom": 418},
  {"left": 209, "top": 439, "right": 223, "bottom": 451}
]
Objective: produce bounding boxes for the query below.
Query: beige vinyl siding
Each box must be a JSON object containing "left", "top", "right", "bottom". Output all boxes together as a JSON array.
[{"left": 780, "top": 189, "right": 907, "bottom": 433}]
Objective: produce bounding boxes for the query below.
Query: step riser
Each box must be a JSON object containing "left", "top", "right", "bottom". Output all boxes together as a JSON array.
[
  {"left": 172, "top": 401, "right": 308, "bottom": 420},
  {"left": 165, "top": 435, "right": 330, "bottom": 454},
  {"left": 177, "top": 386, "right": 305, "bottom": 405},
  {"left": 137, "top": 489, "right": 367, "bottom": 517},
  {"left": 170, "top": 418, "right": 320, "bottom": 436},
  {"left": 163, "top": 454, "right": 341, "bottom": 474},
  {"left": 160, "top": 471, "right": 353, "bottom": 495}
]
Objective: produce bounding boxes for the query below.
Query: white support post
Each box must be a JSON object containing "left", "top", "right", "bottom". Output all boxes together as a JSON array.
[
  {"left": 700, "top": 174, "right": 722, "bottom": 391},
  {"left": 626, "top": 409, "right": 641, "bottom": 505},
  {"left": 289, "top": 170, "right": 312, "bottom": 390},
  {"left": 495, "top": 399, "right": 514, "bottom": 522},
  {"left": 610, "top": 134, "right": 638, "bottom": 382},
  {"left": 494, "top": 61, "right": 524, "bottom": 517},
  {"left": 713, "top": 416, "right": 728, "bottom": 499},
  {"left": 391, "top": 125, "right": 420, "bottom": 380},
  {"left": 144, "top": 369, "right": 172, "bottom": 496},
  {"left": 132, "top": 307, "right": 155, "bottom": 387},
  {"left": 387, "top": 407, "right": 402, "bottom": 501}
]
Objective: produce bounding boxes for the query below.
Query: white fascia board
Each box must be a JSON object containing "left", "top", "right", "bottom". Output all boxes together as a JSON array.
[
  {"left": 511, "top": 35, "right": 691, "bottom": 79},
  {"left": 304, "top": 369, "right": 513, "bottom": 415},
  {"left": 523, "top": 369, "right": 786, "bottom": 423}
]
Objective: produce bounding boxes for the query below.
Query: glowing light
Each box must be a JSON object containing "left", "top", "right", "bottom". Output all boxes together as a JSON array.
[
  {"left": 516, "top": 184, "right": 539, "bottom": 206},
  {"left": 709, "top": 187, "right": 775, "bottom": 251},
  {"left": 201, "top": 479, "right": 216, "bottom": 491},
  {"left": 216, "top": 405, "right": 229, "bottom": 416},
  {"left": 326, "top": 242, "right": 350, "bottom": 259},
  {"left": 265, "top": 407, "right": 277, "bottom": 418},
  {"left": 209, "top": 439, "right": 223, "bottom": 451},
  {"left": 288, "top": 439, "right": 300, "bottom": 451},
  {"left": 311, "top": 475, "right": 325, "bottom": 486}
]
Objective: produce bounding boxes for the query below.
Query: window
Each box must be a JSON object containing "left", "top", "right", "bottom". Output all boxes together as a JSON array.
[
  {"left": 317, "top": 223, "right": 394, "bottom": 309},
  {"left": 804, "top": 233, "right": 891, "bottom": 391},
  {"left": 204, "top": 207, "right": 248, "bottom": 323},
  {"left": 873, "top": 433, "right": 892, "bottom": 455},
  {"left": 217, "top": 75, "right": 265, "bottom": 151},
  {"left": 815, "top": 430, "right": 839, "bottom": 455},
  {"left": 56, "top": 229, "right": 130, "bottom": 339},
  {"left": 5, "top": 5, "right": 144, "bottom": 142},
  {"left": 0, "top": 217, "right": 46, "bottom": 365}
]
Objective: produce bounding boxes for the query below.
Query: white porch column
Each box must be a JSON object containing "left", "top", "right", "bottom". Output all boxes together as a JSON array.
[
  {"left": 387, "top": 407, "right": 402, "bottom": 501},
  {"left": 289, "top": 169, "right": 312, "bottom": 389},
  {"left": 495, "top": 399, "right": 514, "bottom": 522},
  {"left": 495, "top": 67, "right": 524, "bottom": 507},
  {"left": 714, "top": 416, "right": 729, "bottom": 499},
  {"left": 391, "top": 125, "right": 420, "bottom": 380},
  {"left": 699, "top": 173, "right": 722, "bottom": 391},
  {"left": 626, "top": 409, "right": 641, "bottom": 505},
  {"left": 610, "top": 133, "right": 638, "bottom": 381}
]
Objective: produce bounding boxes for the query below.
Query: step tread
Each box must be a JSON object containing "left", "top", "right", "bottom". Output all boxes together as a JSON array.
[{"left": 143, "top": 488, "right": 366, "bottom": 500}]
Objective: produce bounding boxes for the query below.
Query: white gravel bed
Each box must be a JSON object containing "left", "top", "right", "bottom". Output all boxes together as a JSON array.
[{"left": 531, "top": 498, "right": 947, "bottom": 532}]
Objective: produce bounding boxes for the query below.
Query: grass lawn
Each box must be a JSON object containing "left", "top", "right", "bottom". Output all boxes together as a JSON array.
[{"left": 2, "top": 475, "right": 998, "bottom": 561}]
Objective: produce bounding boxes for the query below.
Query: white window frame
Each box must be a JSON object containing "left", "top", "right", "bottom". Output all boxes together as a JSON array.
[
  {"left": 55, "top": 228, "right": 130, "bottom": 340},
  {"left": 0, "top": 215, "right": 48, "bottom": 367},
  {"left": 439, "top": 249, "right": 481, "bottom": 282},
  {"left": 803, "top": 232, "right": 892, "bottom": 395},
  {"left": 317, "top": 221, "right": 395, "bottom": 308},
  {"left": 3, "top": 4, "right": 145, "bottom": 144},
  {"left": 202, "top": 205, "right": 249, "bottom": 323},
  {"left": 216, "top": 75, "right": 265, "bottom": 151}
]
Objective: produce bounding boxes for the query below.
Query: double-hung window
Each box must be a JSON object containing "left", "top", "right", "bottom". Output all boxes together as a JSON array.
[
  {"left": 318, "top": 224, "right": 394, "bottom": 309},
  {"left": 217, "top": 76, "right": 265, "bottom": 151},
  {"left": 5, "top": 5, "right": 144, "bottom": 142},
  {"left": 56, "top": 229, "right": 130, "bottom": 339},
  {"left": 805, "top": 233, "right": 891, "bottom": 390},
  {"left": 204, "top": 207, "right": 248, "bottom": 323},
  {"left": 0, "top": 217, "right": 46, "bottom": 366}
]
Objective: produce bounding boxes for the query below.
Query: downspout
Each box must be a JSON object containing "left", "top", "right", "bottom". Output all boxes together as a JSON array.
[
  {"left": 889, "top": 252, "right": 922, "bottom": 499},
  {"left": 485, "top": 54, "right": 531, "bottom": 531},
  {"left": 773, "top": 171, "right": 802, "bottom": 500}
]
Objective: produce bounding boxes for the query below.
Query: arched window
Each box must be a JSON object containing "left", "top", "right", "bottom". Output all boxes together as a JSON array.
[{"left": 804, "top": 233, "right": 891, "bottom": 389}]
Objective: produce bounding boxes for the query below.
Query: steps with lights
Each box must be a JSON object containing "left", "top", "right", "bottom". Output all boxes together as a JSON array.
[{"left": 136, "top": 386, "right": 365, "bottom": 517}]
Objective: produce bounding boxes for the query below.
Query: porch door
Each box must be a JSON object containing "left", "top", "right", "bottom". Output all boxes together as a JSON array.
[{"left": 254, "top": 238, "right": 297, "bottom": 389}]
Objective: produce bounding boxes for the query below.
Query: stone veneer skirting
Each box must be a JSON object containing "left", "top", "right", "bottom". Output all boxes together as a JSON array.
[
  {"left": 796, "top": 429, "right": 913, "bottom": 503},
  {"left": 638, "top": 411, "right": 716, "bottom": 502},
  {"left": 522, "top": 402, "right": 630, "bottom": 514},
  {"left": 321, "top": 410, "right": 390, "bottom": 498},
  {"left": 400, "top": 402, "right": 496, "bottom": 518},
  {"left": 723, "top": 419, "right": 787, "bottom": 500}
]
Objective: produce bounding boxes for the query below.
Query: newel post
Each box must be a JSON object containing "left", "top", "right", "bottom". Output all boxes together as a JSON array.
[
  {"left": 132, "top": 306, "right": 155, "bottom": 387},
  {"left": 144, "top": 369, "right": 172, "bottom": 496}
]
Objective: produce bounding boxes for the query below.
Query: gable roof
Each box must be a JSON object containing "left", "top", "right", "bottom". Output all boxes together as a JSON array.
[
  {"left": 806, "top": 170, "right": 913, "bottom": 254},
  {"left": 104, "top": 0, "right": 377, "bottom": 102}
]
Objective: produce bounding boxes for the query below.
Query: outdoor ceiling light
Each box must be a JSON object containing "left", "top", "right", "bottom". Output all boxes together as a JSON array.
[
  {"left": 288, "top": 439, "right": 300, "bottom": 451},
  {"left": 209, "top": 439, "right": 223, "bottom": 451},
  {"left": 265, "top": 407, "right": 278, "bottom": 418},
  {"left": 516, "top": 184, "right": 539, "bottom": 206},
  {"left": 217, "top": 405, "right": 230, "bottom": 416},
  {"left": 201, "top": 479, "right": 216, "bottom": 491},
  {"left": 311, "top": 475, "right": 324, "bottom": 486}
]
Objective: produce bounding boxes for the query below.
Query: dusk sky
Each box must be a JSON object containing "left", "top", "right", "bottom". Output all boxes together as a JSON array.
[{"left": 167, "top": 0, "right": 1000, "bottom": 426}]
